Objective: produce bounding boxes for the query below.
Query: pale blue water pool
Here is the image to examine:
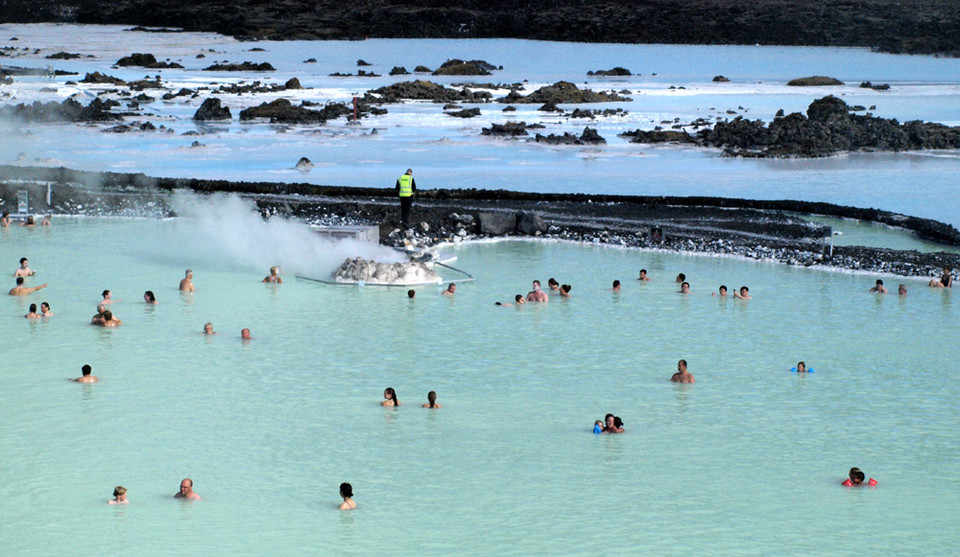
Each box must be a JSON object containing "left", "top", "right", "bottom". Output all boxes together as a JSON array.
[{"left": 1, "top": 214, "right": 957, "bottom": 555}]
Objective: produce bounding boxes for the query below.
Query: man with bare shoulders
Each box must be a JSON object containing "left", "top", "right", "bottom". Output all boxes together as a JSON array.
[
  {"left": 72, "top": 364, "right": 98, "bottom": 383},
  {"left": 175, "top": 478, "right": 201, "bottom": 500},
  {"left": 203, "top": 322, "right": 216, "bottom": 335},
  {"left": 179, "top": 269, "right": 195, "bottom": 292},
  {"left": 91, "top": 304, "right": 106, "bottom": 325},
  {"left": 15, "top": 258, "right": 35, "bottom": 277},
  {"left": 670, "top": 359, "right": 695, "bottom": 383},
  {"left": 241, "top": 328, "right": 252, "bottom": 340},
  {"left": 442, "top": 283, "right": 456, "bottom": 296},
  {"left": 734, "top": 286, "right": 751, "bottom": 299},
  {"left": 637, "top": 269, "right": 650, "bottom": 281},
  {"left": 100, "top": 310, "right": 122, "bottom": 327},
  {"left": 9, "top": 277, "right": 47, "bottom": 296},
  {"left": 526, "top": 280, "right": 549, "bottom": 302}
]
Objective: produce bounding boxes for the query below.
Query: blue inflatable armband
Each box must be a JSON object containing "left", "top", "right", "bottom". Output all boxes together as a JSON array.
[
  {"left": 790, "top": 367, "right": 814, "bottom": 373},
  {"left": 593, "top": 424, "right": 602, "bottom": 434}
]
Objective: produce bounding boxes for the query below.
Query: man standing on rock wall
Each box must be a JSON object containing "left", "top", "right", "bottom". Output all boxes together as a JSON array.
[{"left": 396, "top": 168, "right": 416, "bottom": 227}]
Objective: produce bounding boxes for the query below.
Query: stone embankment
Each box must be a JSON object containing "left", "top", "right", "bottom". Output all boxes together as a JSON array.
[{"left": 2, "top": 165, "right": 958, "bottom": 280}]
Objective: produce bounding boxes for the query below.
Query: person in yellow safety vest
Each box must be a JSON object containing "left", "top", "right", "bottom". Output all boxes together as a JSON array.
[{"left": 395, "top": 168, "right": 416, "bottom": 227}]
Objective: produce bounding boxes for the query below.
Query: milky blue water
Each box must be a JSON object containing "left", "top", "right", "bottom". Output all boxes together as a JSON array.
[
  {"left": 2, "top": 24, "right": 960, "bottom": 228},
  {"left": 2, "top": 23, "right": 960, "bottom": 555},
  {"left": 1, "top": 216, "right": 958, "bottom": 555}
]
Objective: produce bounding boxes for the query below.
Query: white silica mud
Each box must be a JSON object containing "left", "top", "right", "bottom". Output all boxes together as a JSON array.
[{"left": 332, "top": 257, "right": 440, "bottom": 285}]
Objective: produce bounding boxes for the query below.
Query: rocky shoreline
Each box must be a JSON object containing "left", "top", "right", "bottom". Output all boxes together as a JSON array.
[
  {"left": 620, "top": 96, "right": 960, "bottom": 158},
  {"left": 2, "top": 165, "right": 958, "bottom": 280},
  {"left": 2, "top": 0, "right": 959, "bottom": 56}
]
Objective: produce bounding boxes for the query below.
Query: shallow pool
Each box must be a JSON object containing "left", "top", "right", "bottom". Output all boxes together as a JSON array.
[{"left": 1, "top": 216, "right": 957, "bottom": 555}]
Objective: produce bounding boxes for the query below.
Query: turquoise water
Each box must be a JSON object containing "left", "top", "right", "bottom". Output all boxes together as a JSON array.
[{"left": 1, "top": 217, "right": 957, "bottom": 555}]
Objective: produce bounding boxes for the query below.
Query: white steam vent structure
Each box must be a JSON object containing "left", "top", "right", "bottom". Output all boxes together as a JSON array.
[{"left": 296, "top": 225, "right": 475, "bottom": 287}]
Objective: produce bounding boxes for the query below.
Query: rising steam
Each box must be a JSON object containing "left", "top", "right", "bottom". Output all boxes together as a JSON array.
[{"left": 143, "top": 191, "right": 404, "bottom": 277}]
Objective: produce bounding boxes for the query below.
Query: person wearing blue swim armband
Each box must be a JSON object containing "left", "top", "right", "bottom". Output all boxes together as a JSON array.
[
  {"left": 791, "top": 361, "right": 813, "bottom": 373},
  {"left": 593, "top": 420, "right": 603, "bottom": 434}
]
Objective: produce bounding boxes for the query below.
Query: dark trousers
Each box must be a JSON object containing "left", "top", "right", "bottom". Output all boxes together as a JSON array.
[{"left": 400, "top": 196, "right": 412, "bottom": 226}]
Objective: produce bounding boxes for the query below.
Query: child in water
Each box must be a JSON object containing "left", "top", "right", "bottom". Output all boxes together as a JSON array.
[
  {"left": 842, "top": 467, "right": 878, "bottom": 487},
  {"left": 109, "top": 486, "right": 128, "bottom": 504},
  {"left": 593, "top": 420, "right": 603, "bottom": 434}
]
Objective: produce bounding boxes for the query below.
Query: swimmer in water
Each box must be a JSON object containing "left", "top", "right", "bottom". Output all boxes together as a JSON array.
[
  {"left": 712, "top": 285, "right": 728, "bottom": 297},
  {"left": 675, "top": 273, "right": 686, "bottom": 283},
  {"left": 611, "top": 280, "right": 621, "bottom": 292},
  {"left": 526, "top": 280, "right": 548, "bottom": 302},
  {"left": 101, "top": 289, "right": 117, "bottom": 304},
  {"left": 14, "top": 257, "right": 35, "bottom": 277},
  {"left": 203, "top": 322, "right": 215, "bottom": 335},
  {"left": 795, "top": 361, "right": 808, "bottom": 373},
  {"left": 241, "top": 328, "right": 252, "bottom": 340},
  {"left": 22, "top": 215, "right": 36, "bottom": 227},
  {"left": 72, "top": 364, "right": 98, "bottom": 383},
  {"left": 515, "top": 294, "right": 526, "bottom": 305},
  {"left": 422, "top": 391, "right": 441, "bottom": 408},
  {"left": 869, "top": 279, "right": 888, "bottom": 294},
  {"left": 548, "top": 278, "right": 560, "bottom": 291},
  {"left": 179, "top": 269, "right": 195, "bottom": 292},
  {"left": 144, "top": 291, "right": 157, "bottom": 304},
  {"left": 734, "top": 286, "right": 751, "bottom": 299},
  {"left": 679, "top": 281, "right": 690, "bottom": 294},
  {"left": 670, "top": 359, "right": 695, "bottom": 383},
  {"left": 41, "top": 215, "right": 51, "bottom": 226},
  {"left": 100, "top": 310, "right": 122, "bottom": 327},
  {"left": 637, "top": 269, "right": 650, "bottom": 281},
  {"left": 9, "top": 277, "right": 47, "bottom": 296},
  {"left": 91, "top": 304, "right": 106, "bottom": 325},
  {"left": 929, "top": 266, "right": 953, "bottom": 288},
  {"left": 381, "top": 387, "right": 399, "bottom": 407},
  {"left": 407, "top": 289, "right": 415, "bottom": 298},
  {"left": 109, "top": 486, "right": 128, "bottom": 505},
  {"left": 602, "top": 413, "right": 624, "bottom": 434},
  {"left": 0, "top": 211, "right": 9, "bottom": 227},
  {"left": 594, "top": 420, "right": 604, "bottom": 433},
  {"left": 175, "top": 478, "right": 201, "bottom": 500},
  {"left": 898, "top": 284, "right": 907, "bottom": 296},
  {"left": 25, "top": 303, "right": 40, "bottom": 319},
  {"left": 442, "top": 283, "right": 456, "bottom": 296},
  {"left": 339, "top": 483, "right": 356, "bottom": 510},
  {"left": 842, "top": 467, "right": 877, "bottom": 487},
  {"left": 559, "top": 284, "right": 572, "bottom": 297},
  {"left": 262, "top": 266, "right": 282, "bottom": 284},
  {"left": 40, "top": 302, "right": 52, "bottom": 316}
]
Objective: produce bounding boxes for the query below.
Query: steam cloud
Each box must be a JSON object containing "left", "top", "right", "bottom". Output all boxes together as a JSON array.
[{"left": 144, "top": 192, "right": 404, "bottom": 278}]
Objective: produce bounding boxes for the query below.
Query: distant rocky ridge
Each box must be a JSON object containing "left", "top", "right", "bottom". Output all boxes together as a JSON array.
[
  {"left": 2, "top": 0, "right": 958, "bottom": 56},
  {"left": 620, "top": 96, "right": 960, "bottom": 157}
]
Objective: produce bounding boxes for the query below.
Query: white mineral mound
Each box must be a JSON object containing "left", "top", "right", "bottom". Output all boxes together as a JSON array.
[{"left": 333, "top": 257, "right": 440, "bottom": 284}]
